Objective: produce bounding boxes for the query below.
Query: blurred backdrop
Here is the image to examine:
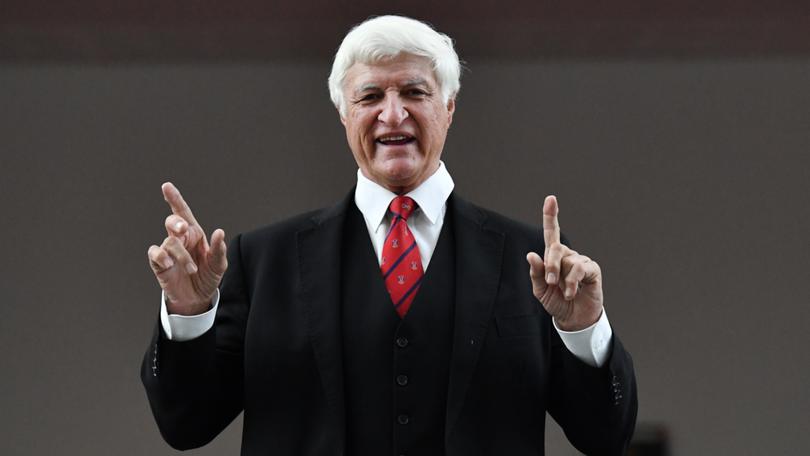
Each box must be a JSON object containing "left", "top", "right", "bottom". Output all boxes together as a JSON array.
[{"left": 2, "top": 1, "right": 809, "bottom": 455}]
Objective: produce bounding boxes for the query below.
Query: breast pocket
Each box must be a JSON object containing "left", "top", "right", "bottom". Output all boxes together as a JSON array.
[{"left": 495, "top": 313, "right": 542, "bottom": 338}]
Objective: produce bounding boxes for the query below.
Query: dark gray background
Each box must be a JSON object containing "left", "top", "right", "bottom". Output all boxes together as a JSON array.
[{"left": 2, "top": 4, "right": 810, "bottom": 455}]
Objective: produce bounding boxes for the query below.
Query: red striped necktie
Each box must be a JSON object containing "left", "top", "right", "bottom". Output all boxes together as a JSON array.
[{"left": 381, "top": 196, "right": 424, "bottom": 318}]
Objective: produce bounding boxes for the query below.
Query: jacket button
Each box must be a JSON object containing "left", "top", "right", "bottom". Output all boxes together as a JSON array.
[
  {"left": 397, "top": 414, "right": 409, "bottom": 425},
  {"left": 396, "top": 337, "right": 409, "bottom": 348},
  {"left": 396, "top": 375, "right": 409, "bottom": 386}
]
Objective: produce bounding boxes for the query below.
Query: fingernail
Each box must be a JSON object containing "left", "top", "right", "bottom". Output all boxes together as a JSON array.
[
  {"left": 547, "top": 273, "right": 556, "bottom": 283},
  {"left": 175, "top": 221, "right": 183, "bottom": 231},
  {"left": 186, "top": 263, "right": 197, "bottom": 274},
  {"left": 163, "top": 258, "right": 174, "bottom": 269},
  {"left": 564, "top": 289, "right": 572, "bottom": 300}
]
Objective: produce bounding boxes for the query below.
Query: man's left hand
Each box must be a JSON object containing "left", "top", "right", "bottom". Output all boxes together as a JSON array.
[{"left": 526, "top": 195, "right": 604, "bottom": 331}]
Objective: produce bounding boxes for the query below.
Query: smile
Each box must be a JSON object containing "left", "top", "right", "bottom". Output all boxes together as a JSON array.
[{"left": 376, "top": 134, "right": 416, "bottom": 146}]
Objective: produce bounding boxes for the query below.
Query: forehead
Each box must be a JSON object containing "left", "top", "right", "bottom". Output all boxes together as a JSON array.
[{"left": 343, "top": 54, "right": 438, "bottom": 91}]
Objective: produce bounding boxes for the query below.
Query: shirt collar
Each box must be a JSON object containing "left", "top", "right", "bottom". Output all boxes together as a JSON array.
[{"left": 354, "top": 161, "right": 455, "bottom": 233}]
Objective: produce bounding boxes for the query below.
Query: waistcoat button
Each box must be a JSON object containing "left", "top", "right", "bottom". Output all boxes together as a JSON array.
[
  {"left": 396, "top": 374, "right": 409, "bottom": 386},
  {"left": 397, "top": 414, "right": 410, "bottom": 425},
  {"left": 396, "top": 337, "right": 409, "bottom": 348}
]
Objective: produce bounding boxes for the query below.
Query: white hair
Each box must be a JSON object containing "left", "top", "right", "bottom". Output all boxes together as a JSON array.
[{"left": 328, "top": 15, "right": 461, "bottom": 116}]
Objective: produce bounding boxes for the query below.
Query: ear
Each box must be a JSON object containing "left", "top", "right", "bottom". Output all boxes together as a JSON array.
[
  {"left": 446, "top": 97, "right": 456, "bottom": 126},
  {"left": 338, "top": 106, "right": 347, "bottom": 126}
]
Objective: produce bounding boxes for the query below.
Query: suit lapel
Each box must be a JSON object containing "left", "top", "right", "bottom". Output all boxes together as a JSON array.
[
  {"left": 445, "top": 195, "right": 505, "bottom": 437},
  {"left": 296, "top": 192, "right": 353, "bottom": 446}
]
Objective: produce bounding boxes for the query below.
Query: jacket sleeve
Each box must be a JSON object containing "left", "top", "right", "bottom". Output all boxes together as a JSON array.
[
  {"left": 544, "top": 233, "right": 638, "bottom": 455},
  {"left": 140, "top": 233, "right": 250, "bottom": 450},
  {"left": 547, "top": 327, "right": 638, "bottom": 455}
]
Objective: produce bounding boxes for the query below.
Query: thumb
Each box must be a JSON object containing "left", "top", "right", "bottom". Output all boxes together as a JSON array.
[
  {"left": 208, "top": 229, "right": 228, "bottom": 276},
  {"left": 526, "top": 252, "right": 548, "bottom": 298}
]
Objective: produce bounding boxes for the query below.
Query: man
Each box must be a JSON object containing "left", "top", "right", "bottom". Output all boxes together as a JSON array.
[{"left": 142, "top": 15, "right": 637, "bottom": 456}]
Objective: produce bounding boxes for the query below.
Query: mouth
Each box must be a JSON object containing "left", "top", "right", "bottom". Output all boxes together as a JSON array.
[{"left": 376, "top": 134, "right": 416, "bottom": 146}]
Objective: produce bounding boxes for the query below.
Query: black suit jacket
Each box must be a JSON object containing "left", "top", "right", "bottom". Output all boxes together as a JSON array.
[{"left": 142, "top": 191, "right": 637, "bottom": 455}]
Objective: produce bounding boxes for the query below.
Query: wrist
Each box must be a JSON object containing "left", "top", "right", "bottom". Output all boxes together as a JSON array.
[
  {"left": 165, "top": 293, "right": 213, "bottom": 316},
  {"left": 555, "top": 307, "right": 602, "bottom": 332}
]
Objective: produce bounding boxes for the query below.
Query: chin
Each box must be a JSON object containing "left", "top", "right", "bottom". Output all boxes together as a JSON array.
[
  {"left": 386, "top": 162, "right": 422, "bottom": 180},
  {"left": 370, "top": 168, "right": 417, "bottom": 192}
]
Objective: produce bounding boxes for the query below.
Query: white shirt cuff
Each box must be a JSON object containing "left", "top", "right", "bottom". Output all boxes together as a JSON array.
[
  {"left": 160, "top": 289, "right": 220, "bottom": 342},
  {"left": 553, "top": 309, "right": 613, "bottom": 368}
]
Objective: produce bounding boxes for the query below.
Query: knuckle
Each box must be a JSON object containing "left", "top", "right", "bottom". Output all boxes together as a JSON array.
[
  {"left": 148, "top": 249, "right": 165, "bottom": 264},
  {"left": 563, "top": 264, "right": 577, "bottom": 278},
  {"left": 163, "top": 238, "right": 189, "bottom": 258},
  {"left": 531, "top": 284, "right": 544, "bottom": 300},
  {"left": 166, "top": 215, "right": 187, "bottom": 232},
  {"left": 162, "top": 236, "right": 178, "bottom": 248},
  {"left": 565, "top": 266, "right": 582, "bottom": 285}
]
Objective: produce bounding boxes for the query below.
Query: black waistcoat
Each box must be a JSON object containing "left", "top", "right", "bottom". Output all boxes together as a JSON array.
[{"left": 341, "top": 203, "right": 456, "bottom": 456}]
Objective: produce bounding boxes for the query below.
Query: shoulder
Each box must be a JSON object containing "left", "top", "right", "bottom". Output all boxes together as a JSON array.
[
  {"left": 451, "top": 194, "right": 536, "bottom": 237},
  {"left": 235, "top": 191, "right": 353, "bottom": 250},
  {"left": 239, "top": 209, "right": 320, "bottom": 245},
  {"left": 450, "top": 194, "right": 570, "bottom": 249}
]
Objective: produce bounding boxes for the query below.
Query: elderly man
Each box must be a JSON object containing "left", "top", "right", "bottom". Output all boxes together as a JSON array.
[{"left": 142, "top": 15, "right": 637, "bottom": 456}]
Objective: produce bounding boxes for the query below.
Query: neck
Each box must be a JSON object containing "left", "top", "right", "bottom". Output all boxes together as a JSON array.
[{"left": 366, "top": 162, "right": 441, "bottom": 194}]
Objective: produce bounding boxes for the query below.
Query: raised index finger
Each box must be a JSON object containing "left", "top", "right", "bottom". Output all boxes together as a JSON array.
[
  {"left": 162, "top": 182, "right": 199, "bottom": 227},
  {"left": 542, "top": 195, "right": 560, "bottom": 247}
]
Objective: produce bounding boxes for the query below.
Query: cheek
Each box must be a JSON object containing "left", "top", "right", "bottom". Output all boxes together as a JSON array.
[
  {"left": 352, "top": 115, "right": 375, "bottom": 142},
  {"left": 423, "top": 118, "right": 448, "bottom": 147}
]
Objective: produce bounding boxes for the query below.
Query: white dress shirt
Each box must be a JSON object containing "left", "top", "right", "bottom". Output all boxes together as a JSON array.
[{"left": 161, "top": 161, "right": 613, "bottom": 367}]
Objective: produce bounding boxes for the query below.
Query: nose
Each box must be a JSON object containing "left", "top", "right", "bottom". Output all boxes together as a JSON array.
[{"left": 377, "top": 94, "right": 409, "bottom": 126}]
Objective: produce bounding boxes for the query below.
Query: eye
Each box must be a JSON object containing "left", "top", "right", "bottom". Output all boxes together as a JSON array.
[
  {"left": 406, "top": 89, "right": 428, "bottom": 97},
  {"left": 356, "top": 93, "right": 381, "bottom": 103}
]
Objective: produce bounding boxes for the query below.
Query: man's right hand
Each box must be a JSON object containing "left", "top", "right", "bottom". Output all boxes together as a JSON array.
[{"left": 147, "top": 182, "right": 228, "bottom": 316}]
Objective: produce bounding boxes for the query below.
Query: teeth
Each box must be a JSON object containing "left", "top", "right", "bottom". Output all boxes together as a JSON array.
[{"left": 380, "top": 135, "right": 409, "bottom": 142}]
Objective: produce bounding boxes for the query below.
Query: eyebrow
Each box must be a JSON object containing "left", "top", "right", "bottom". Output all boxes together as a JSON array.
[
  {"left": 355, "top": 83, "right": 380, "bottom": 95},
  {"left": 401, "top": 78, "right": 429, "bottom": 88}
]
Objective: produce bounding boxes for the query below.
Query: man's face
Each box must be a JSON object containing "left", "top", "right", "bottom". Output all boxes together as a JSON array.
[{"left": 341, "top": 54, "right": 455, "bottom": 193}]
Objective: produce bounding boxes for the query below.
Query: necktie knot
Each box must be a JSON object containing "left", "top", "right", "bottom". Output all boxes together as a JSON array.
[{"left": 390, "top": 196, "right": 417, "bottom": 220}]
